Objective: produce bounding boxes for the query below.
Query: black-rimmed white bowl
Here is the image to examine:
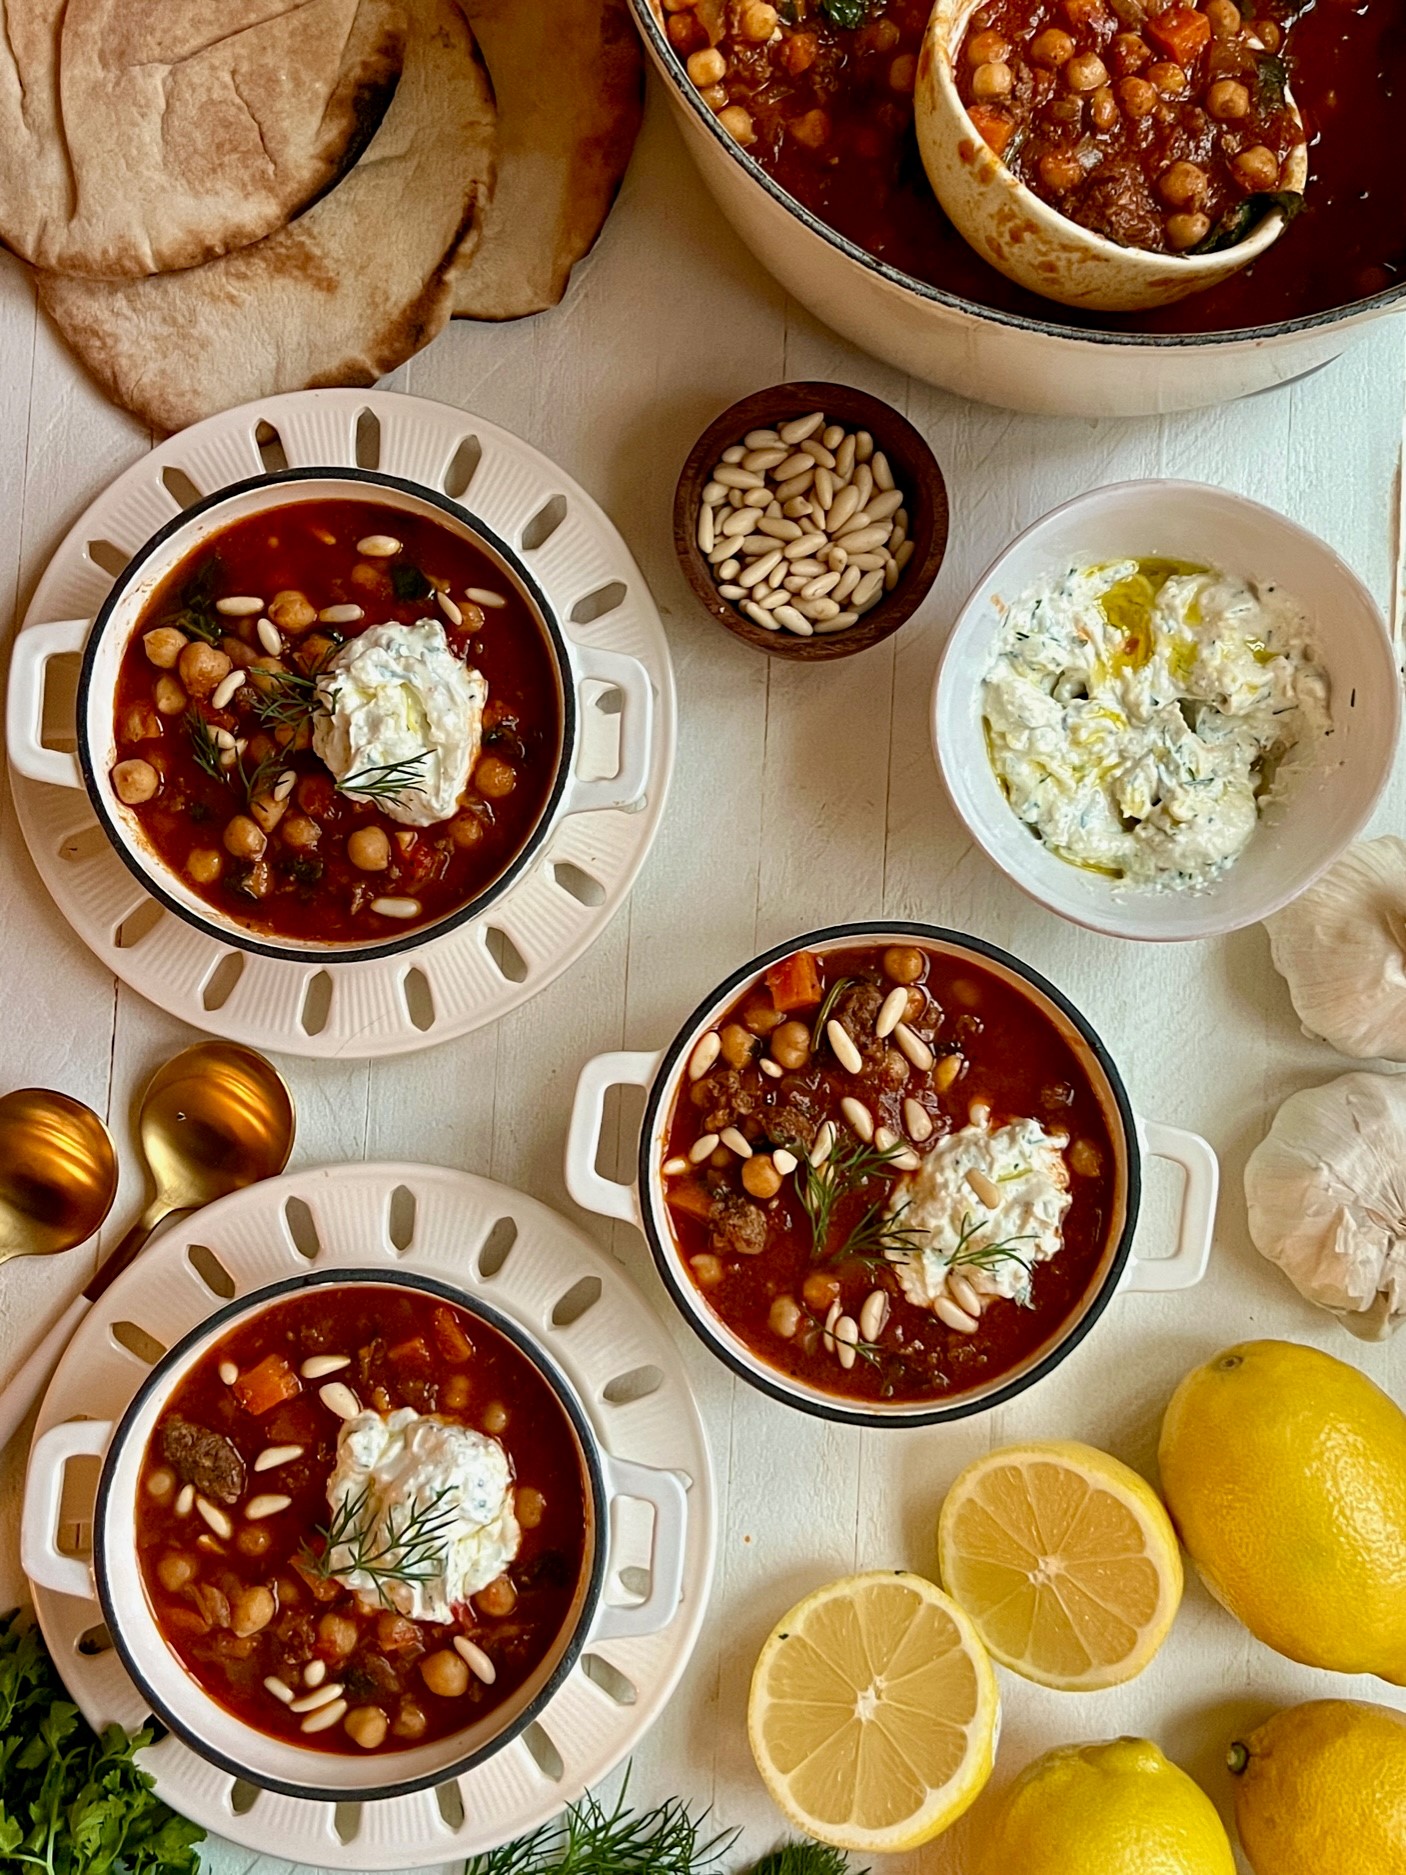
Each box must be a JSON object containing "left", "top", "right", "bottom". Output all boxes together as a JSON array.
[
  {"left": 566, "top": 922, "right": 1219, "bottom": 1428},
  {"left": 630, "top": 0, "right": 1406, "bottom": 416},
  {"left": 19, "top": 1268, "right": 688, "bottom": 1803},
  {"left": 5, "top": 468, "right": 655, "bottom": 965}
]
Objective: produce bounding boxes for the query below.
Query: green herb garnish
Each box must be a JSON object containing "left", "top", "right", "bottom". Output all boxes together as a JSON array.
[
  {"left": 465, "top": 1770, "right": 737, "bottom": 1873},
  {"left": 801, "top": 1304, "right": 886, "bottom": 1370},
  {"left": 165, "top": 557, "right": 224, "bottom": 646},
  {"left": 1255, "top": 51, "right": 1288, "bottom": 107},
  {"left": 820, "top": 0, "right": 869, "bottom": 26},
  {"left": 390, "top": 563, "right": 432, "bottom": 601},
  {"left": 300, "top": 1482, "right": 459, "bottom": 1607},
  {"left": 794, "top": 1132, "right": 923, "bottom": 1267},
  {"left": 810, "top": 976, "right": 860, "bottom": 1051},
  {"left": 1190, "top": 189, "right": 1304, "bottom": 255},
  {"left": 945, "top": 1210, "right": 1039, "bottom": 1288},
  {"left": 753, "top": 1847, "right": 870, "bottom": 1875},
  {"left": 248, "top": 664, "right": 329, "bottom": 733},
  {"left": 0, "top": 1609, "right": 203, "bottom": 1875},
  {"left": 337, "top": 750, "right": 432, "bottom": 804},
  {"left": 183, "top": 708, "right": 227, "bottom": 782}
]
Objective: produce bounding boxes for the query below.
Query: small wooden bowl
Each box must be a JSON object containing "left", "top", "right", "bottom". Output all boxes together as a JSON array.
[{"left": 672, "top": 381, "right": 950, "bottom": 662}]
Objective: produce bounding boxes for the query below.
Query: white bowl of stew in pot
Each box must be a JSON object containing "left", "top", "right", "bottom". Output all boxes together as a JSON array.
[
  {"left": 20, "top": 1271, "right": 688, "bottom": 1799},
  {"left": 6, "top": 469, "right": 654, "bottom": 963},
  {"left": 567, "top": 924, "right": 1219, "bottom": 1427}
]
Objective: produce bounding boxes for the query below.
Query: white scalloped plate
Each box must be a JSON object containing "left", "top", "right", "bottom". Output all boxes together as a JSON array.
[
  {"left": 27, "top": 1162, "right": 714, "bottom": 1869},
  {"left": 9, "top": 390, "right": 676, "bottom": 1057}
]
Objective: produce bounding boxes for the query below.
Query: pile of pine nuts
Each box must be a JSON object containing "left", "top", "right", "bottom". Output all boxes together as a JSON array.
[{"left": 695, "top": 409, "right": 915, "bottom": 638}]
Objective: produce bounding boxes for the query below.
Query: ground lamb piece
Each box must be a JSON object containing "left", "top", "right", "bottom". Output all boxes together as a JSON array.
[
  {"left": 693, "top": 1067, "right": 763, "bottom": 1134},
  {"left": 832, "top": 981, "right": 890, "bottom": 1062},
  {"left": 709, "top": 1191, "right": 767, "bottom": 1257},
  {"left": 765, "top": 1101, "right": 817, "bottom": 1153},
  {"left": 161, "top": 1414, "right": 245, "bottom": 1504}
]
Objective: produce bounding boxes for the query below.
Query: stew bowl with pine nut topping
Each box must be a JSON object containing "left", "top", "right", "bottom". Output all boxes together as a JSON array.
[
  {"left": 567, "top": 923, "right": 1218, "bottom": 1427},
  {"left": 6, "top": 468, "right": 655, "bottom": 963},
  {"left": 20, "top": 1269, "right": 689, "bottom": 1800}
]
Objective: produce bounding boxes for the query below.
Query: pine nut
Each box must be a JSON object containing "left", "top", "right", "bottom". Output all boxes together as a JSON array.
[
  {"left": 212, "top": 727, "right": 236, "bottom": 751},
  {"left": 370, "top": 897, "right": 421, "bottom": 919},
  {"left": 876, "top": 986, "right": 908, "bottom": 1038},
  {"left": 854, "top": 570, "right": 886, "bottom": 610},
  {"left": 838, "top": 524, "right": 891, "bottom": 556},
  {"left": 219, "top": 1360, "right": 238, "bottom": 1385},
  {"left": 255, "top": 1443, "right": 303, "bottom": 1471},
  {"left": 823, "top": 1299, "right": 843, "bottom": 1345},
  {"left": 835, "top": 433, "right": 857, "bottom": 478},
  {"left": 760, "top": 1057, "right": 783, "bottom": 1078},
  {"left": 720, "top": 1126, "right": 753, "bottom": 1159},
  {"left": 663, "top": 1156, "right": 689, "bottom": 1175},
  {"left": 834, "top": 1316, "right": 859, "bottom": 1370},
  {"left": 822, "top": 424, "right": 844, "bottom": 448},
  {"left": 872, "top": 451, "right": 895, "bottom": 491},
  {"left": 799, "top": 439, "right": 836, "bottom": 468},
  {"left": 775, "top": 470, "right": 814, "bottom": 501},
  {"left": 743, "top": 447, "right": 788, "bottom": 472},
  {"left": 783, "top": 531, "right": 827, "bottom": 560},
  {"left": 211, "top": 670, "right": 242, "bottom": 711},
  {"left": 840, "top": 1097, "right": 874, "bottom": 1143},
  {"left": 300, "top": 1353, "right": 350, "bottom": 1379},
  {"left": 826, "top": 485, "right": 861, "bottom": 532},
  {"left": 950, "top": 1273, "right": 985, "bottom": 1318},
  {"left": 721, "top": 445, "right": 745, "bottom": 464},
  {"left": 737, "top": 550, "right": 782, "bottom": 589},
  {"left": 810, "top": 1120, "right": 836, "bottom": 1166},
  {"left": 714, "top": 466, "right": 764, "bottom": 490},
  {"left": 966, "top": 1169, "right": 1002, "bottom": 1208},
  {"left": 453, "top": 1635, "right": 497, "bottom": 1684},
  {"left": 702, "top": 481, "right": 727, "bottom": 504},
  {"left": 895, "top": 1023, "right": 935, "bottom": 1071},
  {"left": 757, "top": 516, "right": 803, "bottom": 540},
  {"left": 813, "top": 465, "right": 835, "bottom": 510},
  {"left": 742, "top": 602, "right": 778, "bottom": 630},
  {"left": 827, "top": 1020, "right": 863, "bottom": 1074},
  {"left": 300, "top": 1699, "right": 349, "bottom": 1733},
  {"left": 688, "top": 1031, "right": 721, "bottom": 1080},
  {"left": 778, "top": 411, "right": 825, "bottom": 444},
  {"left": 936, "top": 1296, "right": 980, "bottom": 1333},
  {"left": 247, "top": 1494, "right": 292, "bottom": 1520},
  {"left": 466, "top": 587, "right": 507, "bottom": 607},
  {"left": 264, "top": 1676, "right": 295, "bottom": 1703},
  {"left": 903, "top": 1098, "right": 933, "bottom": 1141},
  {"left": 304, "top": 1659, "right": 327, "bottom": 1687},
  {"left": 196, "top": 1497, "right": 233, "bottom": 1539},
  {"left": 175, "top": 1484, "right": 195, "bottom": 1516},
  {"left": 875, "top": 1126, "right": 899, "bottom": 1154},
  {"left": 256, "top": 617, "right": 282, "bottom": 655},
  {"left": 744, "top": 429, "right": 781, "bottom": 448},
  {"left": 772, "top": 1148, "right": 799, "bottom": 1175},
  {"left": 866, "top": 488, "right": 904, "bottom": 523},
  {"left": 356, "top": 535, "right": 402, "bottom": 557},
  {"left": 860, "top": 1289, "right": 890, "bottom": 1341},
  {"left": 855, "top": 430, "right": 874, "bottom": 463},
  {"left": 437, "top": 590, "right": 463, "bottom": 626},
  {"left": 319, "top": 1381, "right": 361, "bottom": 1419},
  {"left": 688, "top": 1133, "right": 720, "bottom": 1164},
  {"left": 216, "top": 596, "right": 263, "bottom": 616},
  {"left": 775, "top": 606, "right": 813, "bottom": 636},
  {"left": 273, "top": 769, "right": 297, "bottom": 802},
  {"left": 320, "top": 603, "right": 365, "bottom": 624},
  {"left": 835, "top": 565, "right": 862, "bottom": 602},
  {"left": 721, "top": 508, "right": 754, "bottom": 537}
]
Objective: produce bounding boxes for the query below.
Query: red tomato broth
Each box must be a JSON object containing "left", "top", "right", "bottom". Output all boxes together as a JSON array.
[
  {"left": 134, "top": 1286, "right": 591, "bottom": 1756},
  {"left": 660, "top": 944, "right": 1120, "bottom": 1405},
  {"left": 670, "top": 0, "right": 1404, "bottom": 333},
  {"left": 111, "top": 499, "right": 563, "bottom": 944}
]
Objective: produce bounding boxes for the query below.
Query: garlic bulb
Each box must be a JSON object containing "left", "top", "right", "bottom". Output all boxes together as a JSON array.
[
  {"left": 1245, "top": 1070, "right": 1406, "bottom": 1339},
  {"left": 1264, "top": 837, "right": 1406, "bottom": 1059}
]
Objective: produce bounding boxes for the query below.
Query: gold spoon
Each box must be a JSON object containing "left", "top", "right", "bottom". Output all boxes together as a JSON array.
[
  {"left": 0, "top": 1042, "right": 295, "bottom": 1448},
  {"left": 0, "top": 1088, "right": 118, "bottom": 1262}
]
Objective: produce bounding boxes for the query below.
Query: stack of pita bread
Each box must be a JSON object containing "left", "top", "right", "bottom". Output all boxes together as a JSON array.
[{"left": 0, "top": 0, "right": 642, "bottom": 432}]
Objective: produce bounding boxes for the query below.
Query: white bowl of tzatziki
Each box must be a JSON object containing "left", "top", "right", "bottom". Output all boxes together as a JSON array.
[{"left": 934, "top": 481, "right": 1400, "bottom": 942}]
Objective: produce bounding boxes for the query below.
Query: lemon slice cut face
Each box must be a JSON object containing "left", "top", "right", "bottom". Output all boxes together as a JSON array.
[
  {"left": 938, "top": 1440, "right": 1183, "bottom": 1691},
  {"left": 747, "top": 1571, "right": 999, "bottom": 1854}
]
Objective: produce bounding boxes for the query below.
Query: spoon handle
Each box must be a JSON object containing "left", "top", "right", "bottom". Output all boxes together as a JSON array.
[{"left": 0, "top": 1295, "right": 91, "bottom": 1451}]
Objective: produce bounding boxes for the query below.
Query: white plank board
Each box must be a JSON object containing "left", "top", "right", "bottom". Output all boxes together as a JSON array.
[{"left": 0, "top": 68, "right": 1402, "bottom": 1875}]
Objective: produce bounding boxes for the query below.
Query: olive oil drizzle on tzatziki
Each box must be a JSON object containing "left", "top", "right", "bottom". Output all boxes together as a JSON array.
[{"left": 982, "top": 558, "right": 1331, "bottom": 889}]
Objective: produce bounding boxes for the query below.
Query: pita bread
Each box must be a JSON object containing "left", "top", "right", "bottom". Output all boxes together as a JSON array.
[
  {"left": 452, "top": 0, "right": 642, "bottom": 320},
  {"left": 38, "top": 0, "right": 496, "bottom": 434},
  {"left": 0, "top": 0, "right": 406, "bottom": 278}
]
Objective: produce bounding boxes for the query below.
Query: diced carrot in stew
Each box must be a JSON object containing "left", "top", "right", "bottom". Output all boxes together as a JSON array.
[
  {"left": 766, "top": 951, "right": 823, "bottom": 1012},
  {"left": 387, "top": 1335, "right": 431, "bottom": 1366},
  {"left": 666, "top": 1179, "right": 716, "bottom": 1221},
  {"left": 432, "top": 1305, "right": 473, "bottom": 1362},
  {"left": 1146, "top": 7, "right": 1211, "bottom": 64},
  {"left": 232, "top": 1352, "right": 301, "bottom": 1415},
  {"left": 968, "top": 106, "right": 1015, "bottom": 159}
]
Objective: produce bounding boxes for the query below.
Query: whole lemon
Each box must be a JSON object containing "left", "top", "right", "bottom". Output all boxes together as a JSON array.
[
  {"left": 1229, "top": 1700, "right": 1406, "bottom": 1875},
  {"left": 972, "top": 1737, "right": 1235, "bottom": 1875},
  {"left": 1158, "top": 1339, "right": 1406, "bottom": 1680}
]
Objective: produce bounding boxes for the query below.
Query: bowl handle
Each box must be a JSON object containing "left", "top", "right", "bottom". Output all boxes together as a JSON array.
[
  {"left": 565, "top": 1049, "right": 663, "bottom": 1226},
  {"left": 1124, "top": 1119, "right": 1219, "bottom": 1292},
  {"left": 590, "top": 1453, "right": 689, "bottom": 1642},
  {"left": 559, "top": 644, "right": 655, "bottom": 816},
  {"left": 6, "top": 618, "right": 90, "bottom": 790},
  {"left": 21, "top": 1417, "right": 113, "bottom": 1601}
]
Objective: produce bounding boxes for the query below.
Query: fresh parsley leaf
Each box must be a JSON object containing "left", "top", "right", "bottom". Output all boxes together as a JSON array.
[
  {"left": 820, "top": 0, "right": 870, "bottom": 26},
  {"left": 1255, "top": 51, "right": 1288, "bottom": 107},
  {"left": 390, "top": 562, "right": 432, "bottom": 601},
  {"left": 1190, "top": 190, "right": 1304, "bottom": 255}
]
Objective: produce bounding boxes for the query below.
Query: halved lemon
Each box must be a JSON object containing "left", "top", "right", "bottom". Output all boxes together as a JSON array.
[
  {"left": 747, "top": 1570, "right": 999, "bottom": 1854},
  {"left": 938, "top": 1440, "right": 1183, "bottom": 1691}
]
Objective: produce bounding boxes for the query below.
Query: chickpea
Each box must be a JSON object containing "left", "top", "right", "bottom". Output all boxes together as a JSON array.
[
  {"left": 281, "top": 814, "right": 321, "bottom": 850},
  {"left": 230, "top": 1585, "right": 276, "bottom": 1637},
  {"left": 236, "top": 1525, "right": 271, "bottom": 1557},
  {"left": 770, "top": 1019, "right": 811, "bottom": 1071},
  {"left": 1089, "top": 84, "right": 1119, "bottom": 128},
  {"left": 347, "top": 825, "right": 391, "bottom": 870},
  {"left": 1148, "top": 60, "right": 1188, "bottom": 95},
  {"left": 768, "top": 1295, "right": 802, "bottom": 1339},
  {"left": 476, "top": 1574, "right": 517, "bottom": 1618},
  {"left": 442, "top": 1372, "right": 471, "bottom": 1410},
  {"left": 1062, "top": 0, "right": 1106, "bottom": 23},
  {"left": 966, "top": 28, "right": 1010, "bottom": 63},
  {"left": 971, "top": 59, "right": 1013, "bottom": 99},
  {"left": 690, "top": 1251, "right": 726, "bottom": 1287},
  {"left": 146, "top": 1467, "right": 175, "bottom": 1499},
  {"left": 177, "top": 640, "right": 232, "bottom": 699},
  {"left": 739, "top": 1, "right": 778, "bottom": 39},
  {"left": 1118, "top": 74, "right": 1159, "bottom": 116},
  {"left": 789, "top": 107, "right": 830, "bottom": 148},
  {"left": 267, "top": 589, "right": 316, "bottom": 633},
  {"left": 475, "top": 754, "right": 517, "bottom": 798},
  {"left": 1065, "top": 50, "right": 1109, "bottom": 90},
  {"left": 801, "top": 1269, "right": 841, "bottom": 1312},
  {"left": 662, "top": 0, "right": 696, "bottom": 11},
  {"left": 1233, "top": 144, "right": 1280, "bottom": 191},
  {"left": 420, "top": 1649, "right": 470, "bottom": 1698},
  {"left": 482, "top": 1401, "right": 509, "bottom": 1435},
  {"left": 517, "top": 1486, "right": 546, "bottom": 1529},
  {"left": 112, "top": 758, "right": 159, "bottom": 805},
  {"left": 1043, "top": 154, "right": 1082, "bottom": 197},
  {"left": 667, "top": 10, "right": 705, "bottom": 52},
  {"left": 883, "top": 945, "right": 925, "bottom": 985},
  {"left": 392, "top": 1699, "right": 428, "bottom": 1739},
  {"left": 1204, "top": 0, "right": 1240, "bottom": 33},
  {"left": 1257, "top": 18, "right": 1281, "bottom": 52},
  {"left": 1167, "top": 211, "right": 1212, "bottom": 250},
  {"left": 151, "top": 674, "right": 186, "bottom": 715},
  {"left": 717, "top": 104, "right": 755, "bottom": 145},
  {"left": 1159, "top": 160, "right": 1209, "bottom": 207},
  {"left": 317, "top": 1610, "right": 358, "bottom": 1660},
  {"left": 1112, "top": 31, "right": 1150, "bottom": 71},
  {"left": 377, "top": 1611, "right": 421, "bottom": 1651},
  {"left": 249, "top": 793, "right": 286, "bottom": 836},
  {"left": 888, "top": 51, "right": 917, "bottom": 92},
  {"left": 1206, "top": 77, "right": 1250, "bottom": 118},
  {"left": 742, "top": 1154, "right": 783, "bottom": 1200},
  {"left": 120, "top": 701, "right": 162, "bottom": 742},
  {"left": 686, "top": 46, "right": 725, "bottom": 86},
  {"left": 187, "top": 848, "right": 223, "bottom": 885},
  {"left": 220, "top": 635, "right": 258, "bottom": 670},
  {"left": 143, "top": 626, "right": 187, "bottom": 668},
  {"left": 344, "top": 1705, "right": 388, "bottom": 1750},
  {"left": 1030, "top": 27, "right": 1075, "bottom": 65},
  {"left": 224, "top": 814, "right": 267, "bottom": 861},
  {"left": 451, "top": 812, "right": 485, "bottom": 849},
  {"left": 157, "top": 1553, "right": 196, "bottom": 1592}
]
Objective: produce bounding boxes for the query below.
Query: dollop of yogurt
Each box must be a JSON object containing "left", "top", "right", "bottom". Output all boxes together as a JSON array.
[
  {"left": 325, "top": 1407, "right": 519, "bottom": 1622},
  {"left": 887, "top": 1116, "right": 1071, "bottom": 1310},
  {"left": 312, "top": 619, "right": 486, "bottom": 827},
  {"left": 982, "top": 559, "right": 1331, "bottom": 889}
]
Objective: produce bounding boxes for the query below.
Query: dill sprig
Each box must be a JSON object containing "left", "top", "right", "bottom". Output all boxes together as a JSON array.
[
  {"left": 464, "top": 1771, "right": 737, "bottom": 1874},
  {"left": 300, "top": 1481, "right": 458, "bottom": 1606},
  {"left": 338, "top": 750, "right": 431, "bottom": 803},
  {"left": 801, "top": 1304, "right": 886, "bottom": 1370},
  {"left": 249, "top": 664, "right": 329, "bottom": 732},
  {"left": 794, "top": 1132, "right": 922, "bottom": 1267},
  {"left": 810, "top": 975, "right": 859, "bottom": 1050},
  {"left": 165, "top": 558, "right": 225, "bottom": 645},
  {"left": 184, "top": 709, "right": 227, "bottom": 782},
  {"left": 243, "top": 747, "right": 283, "bottom": 808},
  {"left": 753, "top": 1847, "right": 869, "bottom": 1875},
  {"left": 945, "top": 1211, "right": 1039, "bottom": 1304}
]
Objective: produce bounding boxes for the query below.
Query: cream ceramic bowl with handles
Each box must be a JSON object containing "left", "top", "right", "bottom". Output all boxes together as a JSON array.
[
  {"left": 565, "top": 922, "right": 1218, "bottom": 1429},
  {"left": 916, "top": 0, "right": 1310, "bottom": 313},
  {"left": 20, "top": 1269, "right": 688, "bottom": 1803},
  {"left": 5, "top": 468, "right": 655, "bottom": 965},
  {"left": 934, "top": 480, "right": 1400, "bottom": 942}
]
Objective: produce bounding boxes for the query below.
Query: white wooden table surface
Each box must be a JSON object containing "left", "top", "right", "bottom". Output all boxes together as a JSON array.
[{"left": 2, "top": 72, "right": 1404, "bottom": 1875}]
